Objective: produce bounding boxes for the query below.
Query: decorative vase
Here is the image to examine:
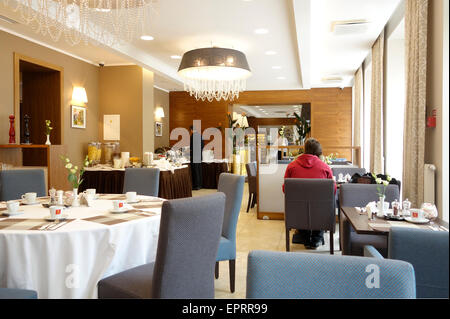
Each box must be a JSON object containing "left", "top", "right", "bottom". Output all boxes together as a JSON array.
[
  {"left": 71, "top": 188, "right": 80, "bottom": 207},
  {"left": 45, "top": 134, "right": 51, "bottom": 145},
  {"left": 377, "top": 196, "right": 386, "bottom": 218},
  {"left": 9, "top": 115, "right": 15, "bottom": 144},
  {"left": 232, "top": 154, "right": 241, "bottom": 174}
]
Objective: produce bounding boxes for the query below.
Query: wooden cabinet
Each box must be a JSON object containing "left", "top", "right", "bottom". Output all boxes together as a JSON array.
[{"left": 0, "top": 144, "right": 70, "bottom": 191}]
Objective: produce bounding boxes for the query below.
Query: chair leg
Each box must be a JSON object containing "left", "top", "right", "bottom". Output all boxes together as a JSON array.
[
  {"left": 330, "top": 231, "right": 334, "bottom": 255},
  {"left": 285, "top": 228, "right": 290, "bottom": 251},
  {"left": 338, "top": 209, "right": 341, "bottom": 251},
  {"left": 246, "top": 193, "right": 252, "bottom": 213},
  {"left": 229, "top": 260, "right": 235, "bottom": 293},
  {"left": 251, "top": 193, "right": 257, "bottom": 208},
  {"left": 215, "top": 261, "right": 219, "bottom": 279}
]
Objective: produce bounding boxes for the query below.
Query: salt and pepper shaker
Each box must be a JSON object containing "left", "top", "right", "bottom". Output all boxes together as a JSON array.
[
  {"left": 402, "top": 198, "right": 411, "bottom": 217},
  {"left": 56, "top": 190, "right": 64, "bottom": 205},
  {"left": 392, "top": 199, "right": 400, "bottom": 216},
  {"left": 49, "top": 188, "right": 56, "bottom": 205}
]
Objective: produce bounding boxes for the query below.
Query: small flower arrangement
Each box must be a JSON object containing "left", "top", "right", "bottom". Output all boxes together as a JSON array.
[
  {"left": 373, "top": 173, "right": 392, "bottom": 198},
  {"left": 60, "top": 155, "right": 91, "bottom": 189},
  {"left": 323, "top": 153, "right": 338, "bottom": 165},
  {"left": 45, "top": 120, "right": 53, "bottom": 135}
]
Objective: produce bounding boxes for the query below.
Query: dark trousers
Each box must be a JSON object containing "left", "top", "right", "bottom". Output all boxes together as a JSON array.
[
  {"left": 297, "top": 230, "right": 324, "bottom": 242},
  {"left": 191, "top": 163, "right": 202, "bottom": 190}
]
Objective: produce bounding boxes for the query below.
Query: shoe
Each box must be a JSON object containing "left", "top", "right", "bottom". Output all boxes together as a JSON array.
[
  {"left": 306, "top": 237, "right": 323, "bottom": 249},
  {"left": 292, "top": 231, "right": 309, "bottom": 244}
]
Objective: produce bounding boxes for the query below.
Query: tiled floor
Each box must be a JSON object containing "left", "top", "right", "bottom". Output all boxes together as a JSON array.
[{"left": 192, "top": 182, "right": 341, "bottom": 299}]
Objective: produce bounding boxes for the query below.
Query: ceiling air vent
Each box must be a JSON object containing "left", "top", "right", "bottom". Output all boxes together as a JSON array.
[
  {"left": 331, "top": 19, "right": 369, "bottom": 35},
  {"left": 321, "top": 76, "right": 343, "bottom": 83},
  {"left": 0, "top": 14, "right": 19, "bottom": 24}
]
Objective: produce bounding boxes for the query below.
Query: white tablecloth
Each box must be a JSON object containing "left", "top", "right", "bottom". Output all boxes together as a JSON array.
[{"left": 0, "top": 196, "right": 162, "bottom": 299}]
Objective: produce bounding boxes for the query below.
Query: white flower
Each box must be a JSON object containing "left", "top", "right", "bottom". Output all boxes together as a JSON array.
[
  {"left": 375, "top": 178, "right": 382, "bottom": 184},
  {"left": 386, "top": 175, "right": 392, "bottom": 182},
  {"left": 65, "top": 163, "right": 72, "bottom": 169},
  {"left": 66, "top": 158, "right": 70, "bottom": 163},
  {"left": 84, "top": 161, "right": 89, "bottom": 167},
  {"left": 382, "top": 180, "right": 389, "bottom": 186},
  {"left": 70, "top": 168, "right": 76, "bottom": 174}
]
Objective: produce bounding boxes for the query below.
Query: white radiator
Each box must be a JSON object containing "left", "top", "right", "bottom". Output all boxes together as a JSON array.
[{"left": 424, "top": 164, "right": 436, "bottom": 204}]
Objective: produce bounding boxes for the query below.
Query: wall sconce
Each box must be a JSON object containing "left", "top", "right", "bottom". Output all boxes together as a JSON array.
[
  {"left": 155, "top": 107, "right": 165, "bottom": 118},
  {"left": 72, "top": 87, "right": 88, "bottom": 106}
]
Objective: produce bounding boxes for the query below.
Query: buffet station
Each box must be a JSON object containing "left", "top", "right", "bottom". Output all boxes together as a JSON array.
[{"left": 79, "top": 143, "right": 191, "bottom": 199}]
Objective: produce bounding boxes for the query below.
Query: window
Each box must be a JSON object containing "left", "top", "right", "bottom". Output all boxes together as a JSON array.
[{"left": 362, "top": 59, "right": 372, "bottom": 171}]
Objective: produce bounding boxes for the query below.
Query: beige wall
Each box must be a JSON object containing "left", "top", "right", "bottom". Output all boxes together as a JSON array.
[
  {"left": 98, "top": 65, "right": 155, "bottom": 159},
  {"left": 426, "top": 0, "right": 444, "bottom": 217},
  {"left": 0, "top": 30, "right": 99, "bottom": 166},
  {"left": 154, "top": 87, "right": 170, "bottom": 151}
]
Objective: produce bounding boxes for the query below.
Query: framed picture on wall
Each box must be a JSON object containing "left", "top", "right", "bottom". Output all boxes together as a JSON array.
[
  {"left": 71, "top": 105, "right": 86, "bottom": 129},
  {"left": 155, "top": 122, "right": 163, "bottom": 136}
]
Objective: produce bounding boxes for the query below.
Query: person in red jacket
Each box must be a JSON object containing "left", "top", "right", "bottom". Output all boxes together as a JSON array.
[{"left": 282, "top": 138, "right": 336, "bottom": 249}]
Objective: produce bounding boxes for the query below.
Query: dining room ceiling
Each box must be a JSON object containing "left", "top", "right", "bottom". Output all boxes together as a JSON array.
[{"left": 0, "top": 0, "right": 402, "bottom": 92}]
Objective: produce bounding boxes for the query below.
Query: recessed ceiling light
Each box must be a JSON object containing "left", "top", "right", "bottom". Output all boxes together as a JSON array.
[
  {"left": 276, "top": 76, "right": 286, "bottom": 80},
  {"left": 140, "top": 35, "right": 154, "bottom": 41},
  {"left": 171, "top": 55, "right": 182, "bottom": 59},
  {"left": 272, "top": 66, "right": 282, "bottom": 69},
  {"left": 95, "top": 8, "right": 111, "bottom": 12},
  {"left": 265, "top": 51, "right": 277, "bottom": 55},
  {"left": 254, "top": 28, "right": 269, "bottom": 34}
]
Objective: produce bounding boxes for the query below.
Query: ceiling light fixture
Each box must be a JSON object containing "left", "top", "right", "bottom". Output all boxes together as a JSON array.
[
  {"left": 265, "top": 51, "right": 277, "bottom": 55},
  {"left": 276, "top": 76, "right": 286, "bottom": 80},
  {"left": 254, "top": 28, "right": 269, "bottom": 34},
  {"left": 171, "top": 55, "right": 182, "bottom": 59},
  {"left": 3, "top": 0, "right": 158, "bottom": 46},
  {"left": 140, "top": 35, "right": 154, "bottom": 41},
  {"left": 177, "top": 47, "right": 252, "bottom": 102},
  {"left": 272, "top": 66, "right": 282, "bottom": 69}
]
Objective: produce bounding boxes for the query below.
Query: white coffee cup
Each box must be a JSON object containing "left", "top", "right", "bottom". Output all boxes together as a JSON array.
[
  {"left": 113, "top": 200, "right": 126, "bottom": 211},
  {"left": 113, "top": 158, "right": 122, "bottom": 169},
  {"left": 6, "top": 201, "right": 19, "bottom": 213},
  {"left": 21, "top": 192, "right": 37, "bottom": 204},
  {"left": 84, "top": 188, "right": 96, "bottom": 196},
  {"left": 410, "top": 209, "right": 425, "bottom": 220},
  {"left": 126, "top": 192, "right": 137, "bottom": 203},
  {"left": 50, "top": 206, "right": 65, "bottom": 219}
]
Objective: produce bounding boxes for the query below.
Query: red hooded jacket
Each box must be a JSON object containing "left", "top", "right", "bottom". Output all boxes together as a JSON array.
[{"left": 282, "top": 154, "right": 336, "bottom": 193}]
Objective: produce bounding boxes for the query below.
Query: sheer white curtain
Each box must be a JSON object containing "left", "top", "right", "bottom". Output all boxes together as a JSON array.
[{"left": 363, "top": 61, "right": 372, "bottom": 171}]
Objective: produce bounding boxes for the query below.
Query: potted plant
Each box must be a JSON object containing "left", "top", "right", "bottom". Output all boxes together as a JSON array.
[
  {"left": 60, "top": 155, "right": 91, "bottom": 206},
  {"left": 45, "top": 120, "right": 53, "bottom": 145},
  {"left": 373, "top": 173, "right": 392, "bottom": 217},
  {"left": 292, "top": 112, "right": 311, "bottom": 145}
]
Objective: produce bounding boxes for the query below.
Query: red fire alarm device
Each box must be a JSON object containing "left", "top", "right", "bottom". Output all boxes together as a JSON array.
[{"left": 427, "top": 109, "right": 437, "bottom": 128}]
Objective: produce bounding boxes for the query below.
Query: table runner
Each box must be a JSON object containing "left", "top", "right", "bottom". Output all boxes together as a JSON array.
[
  {"left": 0, "top": 218, "right": 76, "bottom": 231},
  {"left": 82, "top": 210, "right": 157, "bottom": 226}
]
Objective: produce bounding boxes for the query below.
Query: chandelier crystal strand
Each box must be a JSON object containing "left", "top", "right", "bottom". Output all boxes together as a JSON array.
[{"left": 1, "top": 0, "right": 157, "bottom": 46}]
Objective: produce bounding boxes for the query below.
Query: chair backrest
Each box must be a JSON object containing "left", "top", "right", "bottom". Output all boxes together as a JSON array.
[
  {"left": 332, "top": 167, "right": 366, "bottom": 178},
  {"left": 339, "top": 184, "right": 399, "bottom": 208},
  {"left": 217, "top": 173, "right": 245, "bottom": 240},
  {"left": 123, "top": 168, "right": 160, "bottom": 197},
  {"left": 284, "top": 178, "right": 335, "bottom": 231},
  {"left": 245, "top": 162, "right": 257, "bottom": 194},
  {"left": 0, "top": 288, "right": 38, "bottom": 299},
  {"left": 246, "top": 250, "right": 416, "bottom": 298},
  {"left": 389, "top": 227, "right": 449, "bottom": 298},
  {"left": 0, "top": 169, "right": 46, "bottom": 201},
  {"left": 151, "top": 193, "right": 225, "bottom": 298}
]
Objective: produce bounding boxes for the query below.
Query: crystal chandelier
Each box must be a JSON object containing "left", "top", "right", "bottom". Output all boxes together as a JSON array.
[
  {"left": 1, "top": 0, "right": 157, "bottom": 46},
  {"left": 177, "top": 47, "right": 252, "bottom": 102}
]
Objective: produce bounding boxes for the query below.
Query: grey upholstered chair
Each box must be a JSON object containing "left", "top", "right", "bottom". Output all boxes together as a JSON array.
[
  {"left": 246, "top": 250, "right": 416, "bottom": 299},
  {"left": 364, "top": 227, "right": 449, "bottom": 298},
  {"left": 284, "top": 178, "right": 335, "bottom": 254},
  {"left": 215, "top": 173, "right": 245, "bottom": 293},
  {"left": 0, "top": 288, "right": 38, "bottom": 299},
  {"left": 123, "top": 168, "right": 160, "bottom": 197},
  {"left": 245, "top": 162, "right": 257, "bottom": 213},
  {"left": 98, "top": 193, "right": 225, "bottom": 299},
  {"left": 339, "top": 184, "right": 400, "bottom": 257},
  {"left": 331, "top": 167, "right": 366, "bottom": 180},
  {"left": 0, "top": 169, "right": 46, "bottom": 201}
]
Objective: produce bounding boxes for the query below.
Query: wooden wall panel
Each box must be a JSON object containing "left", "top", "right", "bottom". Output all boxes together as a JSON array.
[{"left": 169, "top": 88, "right": 353, "bottom": 160}]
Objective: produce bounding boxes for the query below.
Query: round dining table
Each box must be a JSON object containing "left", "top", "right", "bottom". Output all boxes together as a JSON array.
[{"left": 0, "top": 195, "right": 163, "bottom": 299}]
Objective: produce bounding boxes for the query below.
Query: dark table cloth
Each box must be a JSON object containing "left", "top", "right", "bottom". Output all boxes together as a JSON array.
[
  {"left": 200, "top": 162, "right": 229, "bottom": 189},
  {"left": 79, "top": 166, "right": 192, "bottom": 200}
]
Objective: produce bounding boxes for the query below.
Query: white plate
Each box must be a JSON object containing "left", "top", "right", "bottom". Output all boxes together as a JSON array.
[
  {"left": 21, "top": 201, "right": 41, "bottom": 205},
  {"left": 126, "top": 200, "right": 140, "bottom": 204},
  {"left": 110, "top": 208, "right": 130, "bottom": 214},
  {"left": 2, "top": 210, "right": 24, "bottom": 216},
  {"left": 44, "top": 214, "right": 69, "bottom": 222},
  {"left": 405, "top": 216, "right": 430, "bottom": 224}
]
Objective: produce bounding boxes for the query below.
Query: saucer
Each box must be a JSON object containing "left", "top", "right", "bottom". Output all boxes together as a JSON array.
[
  {"left": 405, "top": 216, "right": 429, "bottom": 224},
  {"left": 126, "top": 200, "right": 140, "bottom": 204},
  {"left": 44, "top": 214, "right": 69, "bottom": 222},
  {"left": 110, "top": 208, "right": 130, "bottom": 214},
  {"left": 21, "top": 201, "right": 40, "bottom": 205},
  {"left": 2, "top": 210, "right": 24, "bottom": 216}
]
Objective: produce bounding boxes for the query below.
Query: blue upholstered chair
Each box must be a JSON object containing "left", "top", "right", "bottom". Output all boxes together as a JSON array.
[
  {"left": 98, "top": 193, "right": 225, "bottom": 298},
  {"left": 0, "top": 288, "right": 37, "bottom": 299},
  {"left": 364, "top": 227, "right": 449, "bottom": 298},
  {"left": 339, "top": 184, "right": 400, "bottom": 257},
  {"left": 0, "top": 169, "right": 46, "bottom": 201},
  {"left": 246, "top": 250, "right": 416, "bottom": 299},
  {"left": 123, "top": 168, "right": 160, "bottom": 197},
  {"left": 215, "top": 173, "right": 245, "bottom": 293}
]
